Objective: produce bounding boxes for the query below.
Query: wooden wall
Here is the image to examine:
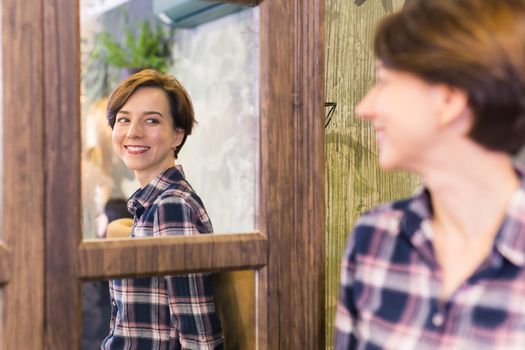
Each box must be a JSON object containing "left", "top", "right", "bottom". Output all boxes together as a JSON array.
[
  {"left": 324, "top": 0, "right": 419, "bottom": 347},
  {"left": 2, "top": 0, "right": 45, "bottom": 349}
]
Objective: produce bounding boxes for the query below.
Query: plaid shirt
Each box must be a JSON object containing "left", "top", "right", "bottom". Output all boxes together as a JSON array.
[
  {"left": 335, "top": 169, "right": 525, "bottom": 350},
  {"left": 101, "top": 166, "right": 223, "bottom": 350}
]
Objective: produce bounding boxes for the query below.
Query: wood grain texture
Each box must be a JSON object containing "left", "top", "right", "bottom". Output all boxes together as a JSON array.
[
  {"left": 2, "top": 0, "right": 45, "bottom": 348},
  {"left": 43, "top": 0, "right": 82, "bottom": 348},
  {"left": 324, "top": 0, "right": 419, "bottom": 347},
  {"left": 0, "top": 2, "right": 83, "bottom": 348},
  {"left": 0, "top": 244, "right": 9, "bottom": 284},
  {"left": 79, "top": 233, "right": 267, "bottom": 279},
  {"left": 259, "top": 0, "right": 325, "bottom": 348}
]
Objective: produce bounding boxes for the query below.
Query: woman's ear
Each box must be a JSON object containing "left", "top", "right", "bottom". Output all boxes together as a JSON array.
[
  {"left": 435, "top": 85, "right": 473, "bottom": 136},
  {"left": 173, "top": 128, "right": 185, "bottom": 148}
]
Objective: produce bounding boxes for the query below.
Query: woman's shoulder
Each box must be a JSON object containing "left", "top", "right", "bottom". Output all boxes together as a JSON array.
[
  {"left": 154, "top": 183, "right": 206, "bottom": 212},
  {"left": 356, "top": 198, "right": 411, "bottom": 229},
  {"left": 350, "top": 197, "right": 415, "bottom": 249},
  {"left": 152, "top": 183, "right": 213, "bottom": 233}
]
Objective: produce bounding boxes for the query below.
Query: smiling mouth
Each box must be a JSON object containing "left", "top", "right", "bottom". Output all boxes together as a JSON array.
[
  {"left": 374, "top": 130, "right": 385, "bottom": 145},
  {"left": 125, "top": 145, "right": 150, "bottom": 154}
]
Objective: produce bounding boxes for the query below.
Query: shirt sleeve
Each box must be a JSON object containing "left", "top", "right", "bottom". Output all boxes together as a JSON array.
[
  {"left": 153, "top": 196, "right": 224, "bottom": 349},
  {"left": 334, "top": 230, "right": 359, "bottom": 350}
]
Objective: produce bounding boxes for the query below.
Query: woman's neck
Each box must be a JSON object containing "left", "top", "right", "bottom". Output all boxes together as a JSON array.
[
  {"left": 419, "top": 142, "right": 519, "bottom": 240},
  {"left": 417, "top": 141, "right": 520, "bottom": 300},
  {"left": 136, "top": 162, "right": 176, "bottom": 188}
]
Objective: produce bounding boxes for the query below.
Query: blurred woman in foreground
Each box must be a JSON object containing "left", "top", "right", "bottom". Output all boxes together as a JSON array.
[{"left": 336, "top": 1, "right": 525, "bottom": 349}]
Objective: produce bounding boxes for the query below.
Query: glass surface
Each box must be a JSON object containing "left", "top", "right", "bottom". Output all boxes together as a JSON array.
[
  {"left": 82, "top": 280, "right": 111, "bottom": 350},
  {"left": 82, "top": 271, "right": 256, "bottom": 349},
  {"left": 80, "top": 0, "right": 260, "bottom": 239}
]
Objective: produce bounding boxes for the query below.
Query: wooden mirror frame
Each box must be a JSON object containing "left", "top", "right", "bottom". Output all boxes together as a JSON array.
[{"left": 1, "top": 0, "right": 325, "bottom": 348}]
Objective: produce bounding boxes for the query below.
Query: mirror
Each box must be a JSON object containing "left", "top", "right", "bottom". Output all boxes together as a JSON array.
[
  {"left": 80, "top": 0, "right": 260, "bottom": 239},
  {"left": 82, "top": 270, "right": 256, "bottom": 349}
]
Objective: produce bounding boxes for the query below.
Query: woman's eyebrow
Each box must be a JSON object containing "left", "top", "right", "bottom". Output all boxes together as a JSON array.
[
  {"left": 117, "top": 110, "right": 164, "bottom": 117},
  {"left": 143, "top": 111, "right": 164, "bottom": 117}
]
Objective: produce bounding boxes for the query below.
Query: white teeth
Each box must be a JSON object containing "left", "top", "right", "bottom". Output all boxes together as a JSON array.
[{"left": 126, "top": 146, "right": 149, "bottom": 152}]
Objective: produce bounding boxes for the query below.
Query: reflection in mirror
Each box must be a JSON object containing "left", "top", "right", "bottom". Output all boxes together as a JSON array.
[
  {"left": 82, "top": 270, "right": 256, "bottom": 349},
  {"left": 82, "top": 280, "right": 110, "bottom": 350},
  {"left": 80, "top": 0, "right": 260, "bottom": 239}
]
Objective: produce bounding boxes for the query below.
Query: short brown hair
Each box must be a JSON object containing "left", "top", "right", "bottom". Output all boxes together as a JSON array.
[
  {"left": 106, "top": 69, "right": 196, "bottom": 158},
  {"left": 375, "top": 0, "right": 525, "bottom": 155}
]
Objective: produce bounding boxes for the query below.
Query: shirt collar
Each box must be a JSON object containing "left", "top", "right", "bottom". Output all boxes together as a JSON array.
[
  {"left": 495, "top": 164, "right": 525, "bottom": 267},
  {"left": 399, "top": 188, "right": 436, "bottom": 266},
  {"left": 400, "top": 164, "right": 525, "bottom": 267},
  {"left": 127, "top": 165, "right": 186, "bottom": 216},
  {"left": 399, "top": 187, "right": 433, "bottom": 240}
]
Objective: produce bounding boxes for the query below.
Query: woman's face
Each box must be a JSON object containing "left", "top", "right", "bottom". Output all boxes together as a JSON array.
[
  {"left": 112, "top": 87, "right": 183, "bottom": 186},
  {"left": 356, "top": 65, "right": 448, "bottom": 171}
]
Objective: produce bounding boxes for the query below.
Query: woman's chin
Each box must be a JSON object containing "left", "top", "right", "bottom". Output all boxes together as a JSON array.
[{"left": 378, "top": 154, "right": 403, "bottom": 171}]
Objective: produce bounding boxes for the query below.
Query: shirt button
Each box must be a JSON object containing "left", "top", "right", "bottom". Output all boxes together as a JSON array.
[
  {"left": 199, "top": 335, "right": 207, "bottom": 341},
  {"left": 432, "top": 312, "right": 444, "bottom": 327}
]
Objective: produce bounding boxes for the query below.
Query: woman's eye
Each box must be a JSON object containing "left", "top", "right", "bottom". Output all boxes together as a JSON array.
[
  {"left": 116, "top": 117, "right": 129, "bottom": 123},
  {"left": 146, "top": 118, "right": 160, "bottom": 124}
]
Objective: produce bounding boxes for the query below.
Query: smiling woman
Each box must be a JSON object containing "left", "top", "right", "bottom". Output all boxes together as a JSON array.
[
  {"left": 100, "top": 69, "right": 224, "bottom": 349},
  {"left": 335, "top": 1, "right": 525, "bottom": 349},
  {"left": 107, "top": 74, "right": 190, "bottom": 186}
]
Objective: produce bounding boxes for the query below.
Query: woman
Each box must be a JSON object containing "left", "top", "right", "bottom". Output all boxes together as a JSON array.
[
  {"left": 335, "top": 1, "right": 525, "bottom": 349},
  {"left": 101, "top": 69, "right": 223, "bottom": 349}
]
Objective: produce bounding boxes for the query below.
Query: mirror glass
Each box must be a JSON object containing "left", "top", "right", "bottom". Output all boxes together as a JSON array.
[
  {"left": 82, "top": 270, "right": 256, "bottom": 349},
  {"left": 80, "top": 0, "right": 260, "bottom": 239}
]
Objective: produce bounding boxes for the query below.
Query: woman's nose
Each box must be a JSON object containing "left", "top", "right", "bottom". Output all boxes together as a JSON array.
[
  {"left": 126, "top": 121, "right": 143, "bottom": 138},
  {"left": 355, "top": 88, "right": 376, "bottom": 121}
]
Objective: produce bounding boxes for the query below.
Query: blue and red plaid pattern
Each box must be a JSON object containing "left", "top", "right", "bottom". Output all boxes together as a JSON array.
[
  {"left": 335, "top": 167, "right": 525, "bottom": 350},
  {"left": 101, "top": 166, "right": 223, "bottom": 350}
]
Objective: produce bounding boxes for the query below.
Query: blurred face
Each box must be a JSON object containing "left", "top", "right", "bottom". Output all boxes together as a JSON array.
[
  {"left": 112, "top": 87, "right": 183, "bottom": 186},
  {"left": 356, "top": 65, "right": 446, "bottom": 171}
]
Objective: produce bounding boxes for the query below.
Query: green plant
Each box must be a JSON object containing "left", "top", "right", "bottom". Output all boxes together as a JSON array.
[{"left": 92, "top": 19, "right": 174, "bottom": 72}]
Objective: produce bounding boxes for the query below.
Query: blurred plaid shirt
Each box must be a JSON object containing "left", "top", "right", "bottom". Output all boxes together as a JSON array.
[
  {"left": 335, "top": 168, "right": 525, "bottom": 350},
  {"left": 101, "top": 166, "right": 223, "bottom": 350}
]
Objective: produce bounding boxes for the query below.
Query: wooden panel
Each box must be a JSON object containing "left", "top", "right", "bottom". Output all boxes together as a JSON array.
[
  {"left": 79, "top": 233, "right": 267, "bottom": 279},
  {"left": 324, "top": 0, "right": 419, "bottom": 347},
  {"left": 0, "top": 243, "right": 11, "bottom": 285},
  {"left": 2, "top": 0, "right": 45, "bottom": 349},
  {"left": 0, "top": 244, "right": 9, "bottom": 284},
  {"left": 43, "top": 0, "right": 82, "bottom": 348},
  {"left": 259, "top": 0, "right": 325, "bottom": 348}
]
